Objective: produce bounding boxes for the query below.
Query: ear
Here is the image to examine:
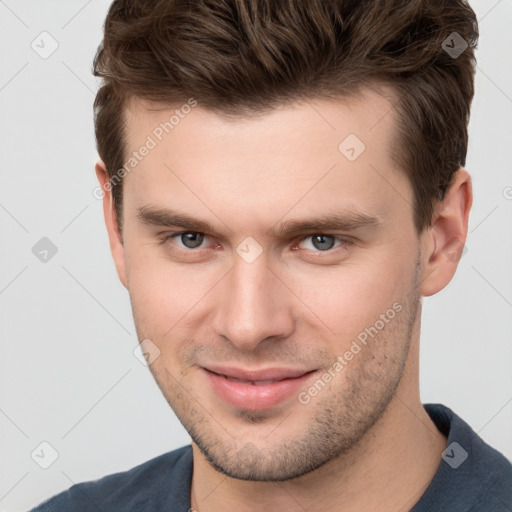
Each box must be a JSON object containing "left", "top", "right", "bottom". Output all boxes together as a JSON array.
[
  {"left": 95, "top": 160, "right": 128, "bottom": 289},
  {"left": 420, "top": 168, "right": 473, "bottom": 297}
]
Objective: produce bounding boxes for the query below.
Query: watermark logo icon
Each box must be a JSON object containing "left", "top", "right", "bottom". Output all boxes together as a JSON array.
[
  {"left": 236, "top": 236, "right": 263, "bottom": 264},
  {"left": 133, "top": 339, "right": 161, "bottom": 366},
  {"left": 442, "top": 32, "right": 468, "bottom": 59},
  {"left": 31, "top": 32, "right": 59, "bottom": 59},
  {"left": 32, "top": 237, "right": 58, "bottom": 263},
  {"left": 443, "top": 240, "right": 468, "bottom": 263},
  {"left": 338, "top": 134, "right": 366, "bottom": 162},
  {"left": 442, "top": 442, "right": 468, "bottom": 469},
  {"left": 31, "top": 441, "right": 59, "bottom": 469}
]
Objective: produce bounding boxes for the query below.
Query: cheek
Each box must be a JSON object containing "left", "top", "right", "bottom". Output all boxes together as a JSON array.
[
  {"left": 280, "top": 250, "right": 408, "bottom": 341},
  {"left": 125, "top": 246, "right": 217, "bottom": 337}
]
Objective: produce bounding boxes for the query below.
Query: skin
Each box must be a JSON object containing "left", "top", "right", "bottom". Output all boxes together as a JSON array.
[{"left": 96, "top": 86, "right": 472, "bottom": 511}]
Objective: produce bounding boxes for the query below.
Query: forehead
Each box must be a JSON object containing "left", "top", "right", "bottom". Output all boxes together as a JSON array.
[
  {"left": 120, "top": 87, "right": 412, "bottom": 234},
  {"left": 124, "top": 86, "right": 398, "bottom": 151}
]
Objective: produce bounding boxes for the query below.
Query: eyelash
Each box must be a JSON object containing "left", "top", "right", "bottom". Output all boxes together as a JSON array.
[{"left": 158, "top": 231, "right": 353, "bottom": 255}]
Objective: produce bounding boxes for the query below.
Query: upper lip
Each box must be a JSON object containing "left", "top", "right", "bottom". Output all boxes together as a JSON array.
[{"left": 203, "top": 365, "right": 314, "bottom": 382}]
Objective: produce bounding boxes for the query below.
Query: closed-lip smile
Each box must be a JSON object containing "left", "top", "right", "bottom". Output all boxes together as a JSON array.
[{"left": 202, "top": 365, "right": 317, "bottom": 410}]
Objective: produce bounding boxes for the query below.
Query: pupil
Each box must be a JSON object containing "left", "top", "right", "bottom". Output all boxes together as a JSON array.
[
  {"left": 312, "top": 235, "right": 335, "bottom": 251},
  {"left": 182, "top": 233, "right": 204, "bottom": 249}
]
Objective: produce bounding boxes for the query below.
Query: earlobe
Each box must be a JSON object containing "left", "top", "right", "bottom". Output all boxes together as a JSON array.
[
  {"left": 95, "top": 161, "right": 128, "bottom": 289},
  {"left": 420, "top": 169, "right": 473, "bottom": 297}
]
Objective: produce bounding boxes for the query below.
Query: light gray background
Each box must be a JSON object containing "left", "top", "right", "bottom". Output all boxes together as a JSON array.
[{"left": 0, "top": 1, "right": 511, "bottom": 511}]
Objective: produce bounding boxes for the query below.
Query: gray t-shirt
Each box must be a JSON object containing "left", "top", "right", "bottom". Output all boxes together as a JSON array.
[{"left": 29, "top": 403, "right": 512, "bottom": 511}]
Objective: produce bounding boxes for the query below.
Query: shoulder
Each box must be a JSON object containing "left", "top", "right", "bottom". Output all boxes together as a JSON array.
[
  {"left": 29, "top": 445, "right": 193, "bottom": 512},
  {"left": 416, "top": 404, "right": 512, "bottom": 511}
]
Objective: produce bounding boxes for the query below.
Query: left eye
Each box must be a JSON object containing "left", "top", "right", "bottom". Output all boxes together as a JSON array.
[{"left": 297, "top": 234, "right": 345, "bottom": 252}]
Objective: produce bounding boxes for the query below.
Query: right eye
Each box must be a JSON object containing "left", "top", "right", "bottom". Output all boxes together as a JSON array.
[{"left": 161, "top": 231, "right": 208, "bottom": 250}]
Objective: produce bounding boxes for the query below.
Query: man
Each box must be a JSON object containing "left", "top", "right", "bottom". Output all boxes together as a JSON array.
[{"left": 31, "top": 0, "right": 512, "bottom": 511}]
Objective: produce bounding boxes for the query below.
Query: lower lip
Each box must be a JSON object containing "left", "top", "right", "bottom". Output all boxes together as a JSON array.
[{"left": 203, "top": 368, "right": 316, "bottom": 411}]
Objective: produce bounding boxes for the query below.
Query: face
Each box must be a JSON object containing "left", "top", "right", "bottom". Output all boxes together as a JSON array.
[{"left": 109, "top": 88, "right": 428, "bottom": 481}]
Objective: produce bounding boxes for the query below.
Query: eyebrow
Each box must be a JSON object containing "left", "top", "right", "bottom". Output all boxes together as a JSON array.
[{"left": 136, "top": 205, "right": 381, "bottom": 238}]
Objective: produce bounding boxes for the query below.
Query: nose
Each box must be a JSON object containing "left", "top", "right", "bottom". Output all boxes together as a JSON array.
[{"left": 212, "top": 254, "right": 296, "bottom": 352}]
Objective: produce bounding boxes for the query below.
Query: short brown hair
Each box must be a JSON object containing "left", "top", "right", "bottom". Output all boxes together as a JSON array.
[{"left": 93, "top": 0, "right": 478, "bottom": 233}]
